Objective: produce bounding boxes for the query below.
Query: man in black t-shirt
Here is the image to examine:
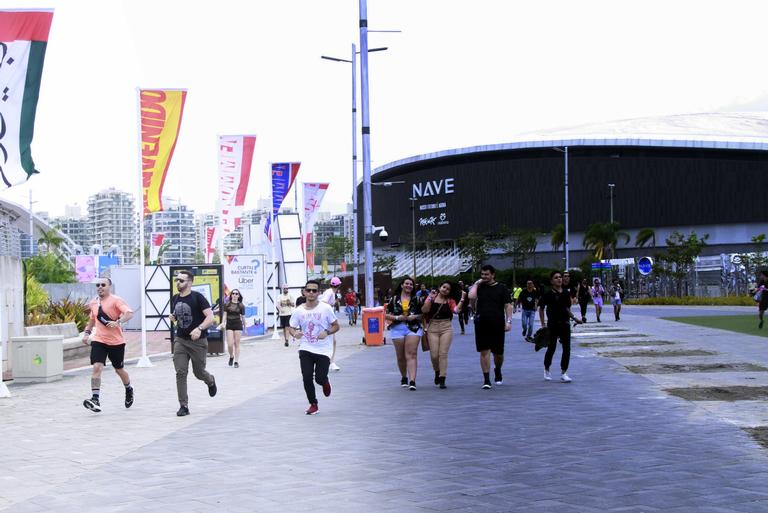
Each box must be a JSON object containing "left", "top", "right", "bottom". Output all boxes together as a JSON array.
[
  {"left": 562, "top": 271, "right": 578, "bottom": 304},
  {"left": 539, "top": 270, "right": 582, "bottom": 383},
  {"left": 518, "top": 279, "right": 539, "bottom": 341},
  {"left": 169, "top": 270, "right": 217, "bottom": 417},
  {"left": 468, "top": 265, "right": 513, "bottom": 389}
]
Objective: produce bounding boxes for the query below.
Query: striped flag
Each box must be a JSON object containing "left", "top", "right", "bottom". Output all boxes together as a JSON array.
[
  {"left": 0, "top": 10, "right": 53, "bottom": 187},
  {"left": 265, "top": 162, "right": 300, "bottom": 239},
  {"left": 218, "top": 135, "right": 256, "bottom": 234}
]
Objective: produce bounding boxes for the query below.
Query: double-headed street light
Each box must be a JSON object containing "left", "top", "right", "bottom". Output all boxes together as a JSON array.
[
  {"left": 553, "top": 146, "right": 570, "bottom": 270},
  {"left": 321, "top": 45, "right": 387, "bottom": 295}
]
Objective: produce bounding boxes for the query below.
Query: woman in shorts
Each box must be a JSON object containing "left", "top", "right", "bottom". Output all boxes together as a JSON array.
[
  {"left": 385, "top": 277, "right": 423, "bottom": 390},
  {"left": 222, "top": 289, "right": 245, "bottom": 368}
]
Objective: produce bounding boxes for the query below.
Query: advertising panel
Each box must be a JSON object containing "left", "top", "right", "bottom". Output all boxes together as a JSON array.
[{"left": 224, "top": 255, "right": 266, "bottom": 336}]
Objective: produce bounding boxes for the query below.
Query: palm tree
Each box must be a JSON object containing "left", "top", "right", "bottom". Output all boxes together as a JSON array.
[
  {"left": 550, "top": 224, "right": 565, "bottom": 251},
  {"left": 583, "top": 222, "right": 629, "bottom": 260},
  {"left": 37, "top": 228, "right": 65, "bottom": 255},
  {"left": 635, "top": 228, "right": 656, "bottom": 248}
]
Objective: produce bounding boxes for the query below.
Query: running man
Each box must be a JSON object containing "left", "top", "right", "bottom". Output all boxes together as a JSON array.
[
  {"left": 468, "top": 265, "right": 513, "bottom": 389},
  {"left": 277, "top": 286, "right": 295, "bottom": 347},
  {"left": 82, "top": 277, "right": 134, "bottom": 413},
  {"left": 169, "top": 270, "right": 217, "bottom": 417},
  {"left": 320, "top": 277, "right": 342, "bottom": 371},
  {"left": 290, "top": 279, "right": 340, "bottom": 415}
]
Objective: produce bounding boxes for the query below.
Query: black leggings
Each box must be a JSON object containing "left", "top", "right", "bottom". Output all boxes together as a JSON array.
[
  {"left": 544, "top": 322, "right": 571, "bottom": 372},
  {"left": 579, "top": 300, "right": 588, "bottom": 320},
  {"left": 299, "top": 350, "right": 330, "bottom": 405}
]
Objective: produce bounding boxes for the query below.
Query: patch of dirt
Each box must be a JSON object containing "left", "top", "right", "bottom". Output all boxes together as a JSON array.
[
  {"left": 665, "top": 386, "right": 768, "bottom": 401},
  {"left": 744, "top": 427, "right": 768, "bottom": 449},
  {"left": 579, "top": 340, "right": 676, "bottom": 348},
  {"left": 599, "top": 349, "right": 717, "bottom": 358},
  {"left": 627, "top": 362, "right": 768, "bottom": 374}
]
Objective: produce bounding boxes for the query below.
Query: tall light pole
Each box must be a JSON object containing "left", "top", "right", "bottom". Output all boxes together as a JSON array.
[
  {"left": 321, "top": 45, "right": 386, "bottom": 294},
  {"left": 359, "top": 0, "right": 374, "bottom": 306},
  {"left": 410, "top": 197, "right": 416, "bottom": 278},
  {"left": 553, "top": 147, "right": 570, "bottom": 270},
  {"left": 608, "top": 183, "right": 615, "bottom": 224}
]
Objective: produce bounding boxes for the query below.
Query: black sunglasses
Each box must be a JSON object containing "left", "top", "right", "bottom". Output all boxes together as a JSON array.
[
  {"left": 175, "top": 278, "right": 187, "bottom": 283},
  {"left": 231, "top": 292, "right": 240, "bottom": 296},
  {"left": 95, "top": 283, "right": 108, "bottom": 287},
  {"left": 305, "top": 288, "right": 319, "bottom": 293}
]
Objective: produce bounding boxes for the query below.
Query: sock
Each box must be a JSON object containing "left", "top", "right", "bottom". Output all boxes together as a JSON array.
[
  {"left": 124, "top": 382, "right": 132, "bottom": 390},
  {"left": 494, "top": 367, "right": 502, "bottom": 378},
  {"left": 483, "top": 372, "right": 490, "bottom": 383},
  {"left": 91, "top": 377, "right": 101, "bottom": 399}
]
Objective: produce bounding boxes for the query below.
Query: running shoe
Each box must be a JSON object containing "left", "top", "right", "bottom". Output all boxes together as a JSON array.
[
  {"left": 284, "top": 341, "right": 289, "bottom": 347},
  {"left": 400, "top": 377, "right": 408, "bottom": 388},
  {"left": 482, "top": 381, "right": 492, "bottom": 390},
  {"left": 83, "top": 397, "right": 101, "bottom": 413},
  {"left": 439, "top": 377, "right": 447, "bottom": 389},
  {"left": 494, "top": 370, "right": 503, "bottom": 385},
  {"left": 228, "top": 357, "right": 234, "bottom": 366},
  {"left": 124, "top": 386, "right": 134, "bottom": 409},
  {"left": 176, "top": 405, "right": 190, "bottom": 417},
  {"left": 234, "top": 362, "right": 239, "bottom": 368},
  {"left": 208, "top": 377, "right": 217, "bottom": 397},
  {"left": 329, "top": 362, "right": 341, "bottom": 372},
  {"left": 434, "top": 371, "right": 440, "bottom": 386},
  {"left": 408, "top": 380, "right": 416, "bottom": 391},
  {"left": 306, "top": 403, "right": 319, "bottom": 415},
  {"left": 322, "top": 380, "right": 332, "bottom": 397},
  {"left": 561, "top": 373, "right": 572, "bottom": 383},
  {"left": 544, "top": 370, "right": 552, "bottom": 381}
]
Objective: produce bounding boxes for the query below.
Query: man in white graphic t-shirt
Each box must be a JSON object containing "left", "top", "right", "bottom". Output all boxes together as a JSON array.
[
  {"left": 290, "top": 279, "right": 340, "bottom": 415},
  {"left": 320, "top": 276, "right": 342, "bottom": 372}
]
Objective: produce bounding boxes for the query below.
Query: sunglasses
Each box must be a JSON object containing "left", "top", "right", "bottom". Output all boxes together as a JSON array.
[
  {"left": 232, "top": 292, "right": 240, "bottom": 296},
  {"left": 95, "top": 283, "right": 109, "bottom": 287},
  {"left": 305, "top": 288, "right": 319, "bottom": 293},
  {"left": 175, "top": 278, "right": 187, "bottom": 283}
]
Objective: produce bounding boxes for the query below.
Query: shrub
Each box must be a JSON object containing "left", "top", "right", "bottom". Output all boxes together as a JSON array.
[
  {"left": 625, "top": 296, "right": 755, "bottom": 306},
  {"left": 26, "top": 296, "right": 91, "bottom": 331},
  {"left": 25, "top": 275, "right": 49, "bottom": 314}
]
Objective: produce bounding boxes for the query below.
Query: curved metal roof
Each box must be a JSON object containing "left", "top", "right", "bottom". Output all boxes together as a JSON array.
[
  {"left": 374, "top": 112, "right": 768, "bottom": 175},
  {"left": 0, "top": 196, "right": 78, "bottom": 259}
]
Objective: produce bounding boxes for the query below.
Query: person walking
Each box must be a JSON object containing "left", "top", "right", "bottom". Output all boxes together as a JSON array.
[
  {"left": 512, "top": 284, "right": 523, "bottom": 313},
  {"left": 577, "top": 278, "right": 591, "bottom": 323},
  {"left": 221, "top": 289, "right": 245, "bottom": 367},
  {"left": 456, "top": 280, "right": 469, "bottom": 335},
  {"left": 539, "top": 270, "right": 582, "bottom": 383},
  {"left": 169, "top": 270, "right": 217, "bottom": 417},
  {"left": 518, "top": 279, "right": 539, "bottom": 341},
  {"left": 277, "top": 286, "right": 295, "bottom": 347},
  {"left": 385, "top": 277, "right": 424, "bottom": 390},
  {"left": 344, "top": 287, "right": 359, "bottom": 326},
  {"left": 320, "top": 277, "right": 342, "bottom": 371},
  {"left": 610, "top": 279, "right": 624, "bottom": 321},
  {"left": 756, "top": 269, "right": 768, "bottom": 329},
  {"left": 590, "top": 278, "right": 606, "bottom": 322},
  {"left": 81, "top": 278, "right": 134, "bottom": 413},
  {"left": 289, "top": 279, "right": 340, "bottom": 415},
  {"left": 295, "top": 289, "right": 307, "bottom": 307},
  {"left": 468, "top": 265, "right": 513, "bottom": 389},
  {"left": 421, "top": 281, "right": 463, "bottom": 389}
]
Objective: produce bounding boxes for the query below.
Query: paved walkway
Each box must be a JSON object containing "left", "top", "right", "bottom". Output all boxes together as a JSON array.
[{"left": 2, "top": 309, "right": 768, "bottom": 513}]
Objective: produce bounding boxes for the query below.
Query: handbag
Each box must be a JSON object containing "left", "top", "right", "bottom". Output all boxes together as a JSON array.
[{"left": 422, "top": 302, "right": 445, "bottom": 352}]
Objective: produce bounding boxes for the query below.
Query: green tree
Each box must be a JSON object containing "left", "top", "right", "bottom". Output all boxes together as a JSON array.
[
  {"left": 737, "top": 234, "right": 768, "bottom": 285},
  {"left": 374, "top": 254, "right": 396, "bottom": 272},
  {"left": 324, "top": 235, "right": 353, "bottom": 272},
  {"left": 498, "top": 226, "right": 538, "bottom": 286},
  {"left": 24, "top": 253, "right": 75, "bottom": 283},
  {"left": 458, "top": 232, "right": 490, "bottom": 279},
  {"left": 583, "top": 222, "right": 629, "bottom": 260},
  {"left": 37, "top": 229, "right": 65, "bottom": 255},
  {"left": 550, "top": 223, "right": 565, "bottom": 252},
  {"left": 654, "top": 230, "right": 709, "bottom": 296},
  {"left": 634, "top": 228, "right": 656, "bottom": 249}
]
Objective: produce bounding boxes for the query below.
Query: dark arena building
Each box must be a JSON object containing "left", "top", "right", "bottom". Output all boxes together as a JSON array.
[{"left": 358, "top": 113, "right": 768, "bottom": 286}]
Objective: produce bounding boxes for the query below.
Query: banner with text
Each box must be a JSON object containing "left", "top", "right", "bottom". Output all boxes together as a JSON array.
[
  {"left": 264, "top": 162, "right": 300, "bottom": 239},
  {"left": 218, "top": 135, "right": 256, "bottom": 234},
  {"left": 224, "top": 254, "right": 266, "bottom": 336},
  {"left": 149, "top": 232, "right": 165, "bottom": 262},
  {"left": 0, "top": 10, "right": 53, "bottom": 186},
  {"left": 302, "top": 182, "right": 329, "bottom": 253},
  {"left": 139, "top": 89, "right": 187, "bottom": 214}
]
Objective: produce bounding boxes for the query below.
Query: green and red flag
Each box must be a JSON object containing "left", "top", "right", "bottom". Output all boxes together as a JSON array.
[{"left": 0, "top": 10, "right": 53, "bottom": 187}]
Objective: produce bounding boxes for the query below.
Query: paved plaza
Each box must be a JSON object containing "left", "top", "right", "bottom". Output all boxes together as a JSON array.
[{"left": 2, "top": 306, "right": 768, "bottom": 512}]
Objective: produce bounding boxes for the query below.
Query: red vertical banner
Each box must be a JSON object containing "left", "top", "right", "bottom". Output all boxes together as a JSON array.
[
  {"left": 205, "top": 227, "right": 217, "bottom": 263},
  {"left": 218, "top": 135, "right": 256, "bottom": 234}
]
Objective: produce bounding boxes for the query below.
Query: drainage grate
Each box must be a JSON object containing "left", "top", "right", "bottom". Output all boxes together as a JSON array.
[
  {"left": 744, "top": 427, "right": 768, "bottom": 449},
  {"left": 665, "top": 386, "right": 768, "bottom": 401},
  {"left": 599, "top": 349, "right": 717, "bottom": 358},
  {"left": 579, "top": 340, "right": 676, "bottom": 348},
  {"left": 627, "top": 363, "right": 768, "bottom": 375}
]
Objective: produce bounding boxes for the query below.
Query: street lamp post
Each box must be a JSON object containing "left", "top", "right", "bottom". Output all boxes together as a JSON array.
[
  {"left": 553, "top": 147, "right": 570, "bottom": 270},
  {"left": 359, "top": 0, "right": 374, "bottom": 306},
  {"left": 608, "top": 183, "right": 615, "bottom": 224},
  {"left": 410, "top": 197, "right": 416, "bottom": 278}
]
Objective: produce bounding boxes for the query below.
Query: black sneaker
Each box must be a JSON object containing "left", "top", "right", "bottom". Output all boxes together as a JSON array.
[
  {"left": 439, "top": 377, "right": 447, "bottom": 389},
  {"left": 400, "top": 377, "right": 408, "bottom": 388},
  {"left": 228, "top": 357, "right": 234, "bottom": 366},
  {"left": 176, "top": 405, "right": 190, "bottom": 417},
  {"left": 494, "top": 370, "right": 503, "bottom": 386},
  {"left": 409, "top": 380, "right": 416, "bottom": 391},
  {"left": 124, "top": 386, "right": 134, "bottom": 409},
  {"left": 234, "top": 362, "right": 239, "bottom": 368},
  {"left": 482, "top": 382, "right": 492, "bottom": 390},
  {"left": 434, "top": 371, "right": 440, "bottom": 386},
  {"left": 284, "top": 340, "right": 289, "bottom": 347},
  {"left": 208, "top": 377, "right": 217, "bottom": 397},
  {"left": 83, "top": 397, "right": 101, "bottom": 412}
]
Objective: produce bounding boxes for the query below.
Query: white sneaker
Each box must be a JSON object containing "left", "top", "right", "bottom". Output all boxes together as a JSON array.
[
  {"left": 329, "top": 362, "right": 341, "bottom": 372},
  {"left": 544, "top": 370, "right": 552, "bottom": 381},
  {"left": 561, "top": 373, "right": 572, "bottom": 383}
]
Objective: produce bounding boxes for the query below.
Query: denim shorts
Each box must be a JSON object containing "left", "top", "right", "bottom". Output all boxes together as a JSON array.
[{"left": 390, "top": 322, "right": 423, "bottom": 339}]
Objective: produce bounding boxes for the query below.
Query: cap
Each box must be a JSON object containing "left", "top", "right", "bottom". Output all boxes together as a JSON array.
[{"left": 330, "top": 277, "right": 341, "bottom": 286}]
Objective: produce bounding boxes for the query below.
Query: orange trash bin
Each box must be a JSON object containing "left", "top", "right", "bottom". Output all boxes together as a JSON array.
[{"left": 362, "top": 307, "right": 386, "bottom": 346}]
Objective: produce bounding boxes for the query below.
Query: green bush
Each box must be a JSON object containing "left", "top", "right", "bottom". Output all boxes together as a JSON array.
[
  {"left": 25, "top": 275, "right": 49, "bottom": 314},
  {"left": 626, "top": 296, "right": 755, "bottom": 306},
  {"left": 26, "top": 297, "right": 91, "bottom": 331}
]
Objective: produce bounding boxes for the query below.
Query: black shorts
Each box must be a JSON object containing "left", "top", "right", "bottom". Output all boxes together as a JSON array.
[
  {"left": 90, "top": 341, "right": 126, "bottom": 369},
  {"left": 474, "top": 319, "right": 506, "bottom": 355},
  {"left": 280, "top": 315, "right": 291, "bottom": 328}
]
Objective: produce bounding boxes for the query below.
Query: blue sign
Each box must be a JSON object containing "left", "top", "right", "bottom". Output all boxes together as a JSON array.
[
  {"left": 637, "top": 256, "right": 653, "bottom": 276},
  {"left": 367, "top": 317, "right": 380, "bottom": 334}
]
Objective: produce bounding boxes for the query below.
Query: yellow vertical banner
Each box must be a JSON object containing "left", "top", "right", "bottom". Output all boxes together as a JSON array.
[{"left": 139, "top": 89, "right": 187, "bottom": 214}]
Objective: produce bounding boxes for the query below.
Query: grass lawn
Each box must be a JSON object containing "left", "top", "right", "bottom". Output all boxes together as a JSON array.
[{"left": 663, "top": 314, "right": 768, "bottom": 338}]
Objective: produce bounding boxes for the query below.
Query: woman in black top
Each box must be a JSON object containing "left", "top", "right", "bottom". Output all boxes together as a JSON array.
[
  {"left": 577, "top": 278, "right": 591, "bottom": 323},
  {"left": 385, "top": 277, "right": 423, "bottom": 390},
  {"left": 221, "top": 289, "right": 246, "bottom": 368},
  {"left": 539, "top": 271, "right": 581, "bottom": 382},
  {"left": 421, "top": 281, "right": 463, "bottom": 388}
]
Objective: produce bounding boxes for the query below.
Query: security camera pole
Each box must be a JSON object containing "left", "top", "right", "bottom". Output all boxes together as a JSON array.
[{"left": 360, "top": 0, "right": 374, "bottom": 307}]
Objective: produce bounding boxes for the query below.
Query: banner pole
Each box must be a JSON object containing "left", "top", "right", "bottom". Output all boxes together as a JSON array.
[
  {"left": 135, "top": 88, "right": 152, "bottom": 368},
  {"left": 270, "top": 163, "right": 281, "bottom": 339}
]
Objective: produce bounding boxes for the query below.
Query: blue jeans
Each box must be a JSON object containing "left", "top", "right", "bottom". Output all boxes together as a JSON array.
[{"left": 521, "top": 310, "right": 536, "bottom": 337}]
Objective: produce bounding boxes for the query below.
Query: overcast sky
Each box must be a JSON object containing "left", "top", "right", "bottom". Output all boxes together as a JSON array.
[{"left": 1, "top": 0, "right": 768, "bottom": 217}]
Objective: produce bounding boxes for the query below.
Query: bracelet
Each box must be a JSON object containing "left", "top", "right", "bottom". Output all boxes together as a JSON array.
[{"left": 84, "top": 330, "right": 91, "bottom": 335}]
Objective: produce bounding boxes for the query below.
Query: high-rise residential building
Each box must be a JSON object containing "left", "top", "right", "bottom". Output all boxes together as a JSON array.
[
  {"left": 51, "top": 213, "right": 90, "bottom": 253},
  {"left": 144, "top": 199, "right": 196, "bottom": 264},
  {"left": 195, "top": 208, "right": 271, "bottom": 258},
  {"left": 87, "top": 188, "right": 138, "bottom": 264},
  {"left": 313, "top": 213, "right": 346, "bottom": 264}
]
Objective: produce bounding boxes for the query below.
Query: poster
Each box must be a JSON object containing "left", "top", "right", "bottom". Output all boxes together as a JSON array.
[
  {"left": 75, "top": 255, "right": 96, "bottom": 283},
  {"left": 224, "top": 254, "right": 266, "bottom": 336}
]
